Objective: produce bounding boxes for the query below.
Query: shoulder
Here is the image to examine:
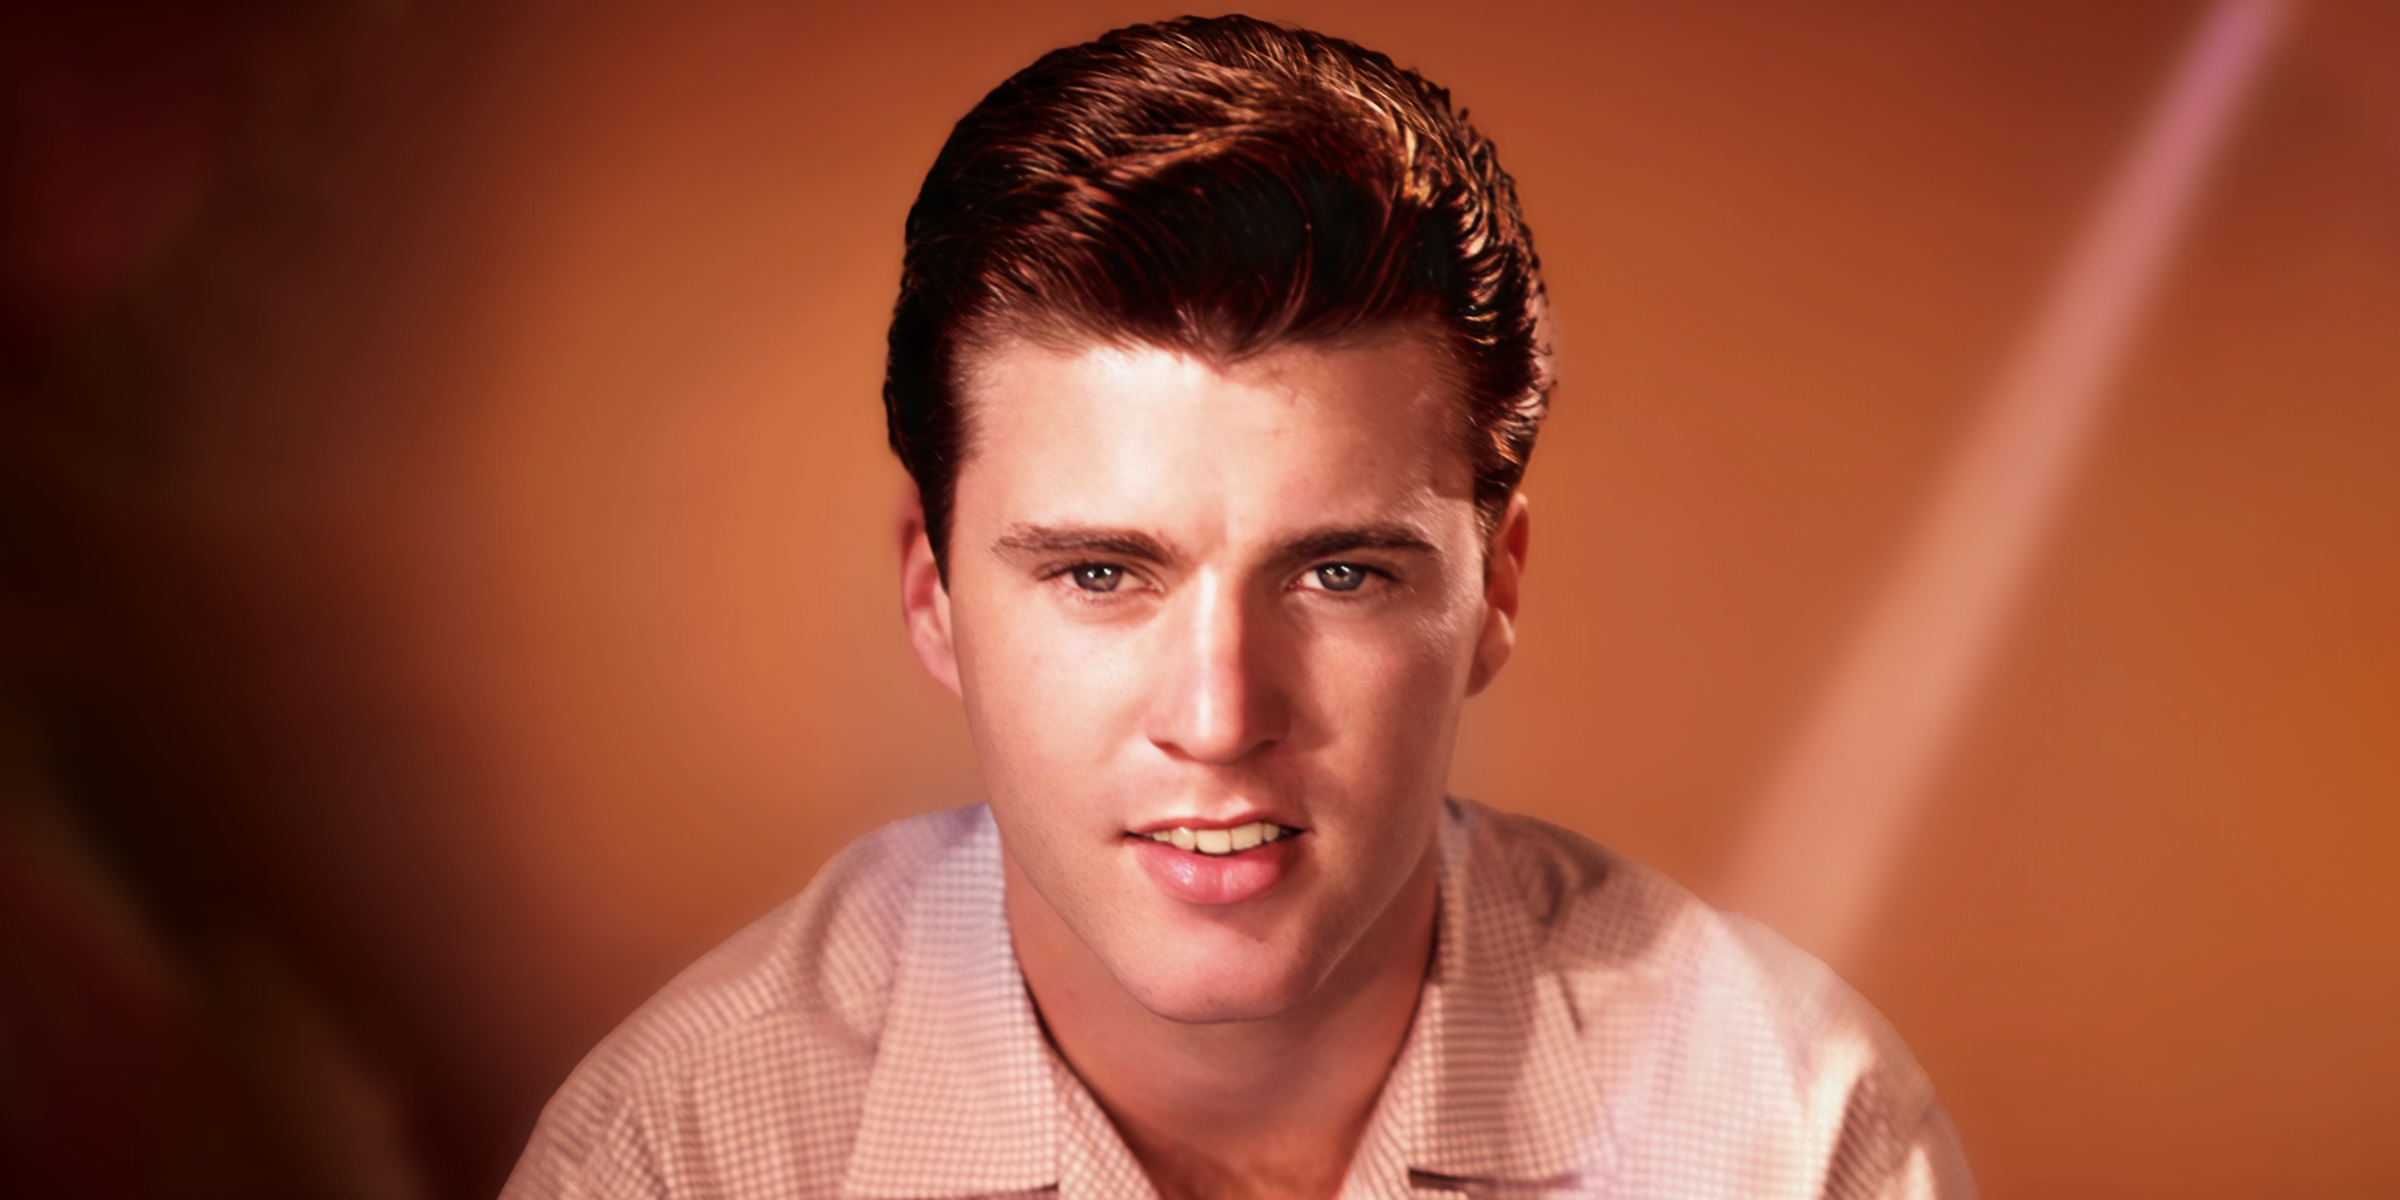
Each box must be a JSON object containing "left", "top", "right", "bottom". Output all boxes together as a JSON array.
[
  {"left": 1446, "top": 800, "right": 1977, "bottom": 1197},
  {"left": 1450, "top": 798, "right": 1882, "bottom": 1045},
  {"left": 501, "top": 805, "right": 991, "bottom": 1200}
]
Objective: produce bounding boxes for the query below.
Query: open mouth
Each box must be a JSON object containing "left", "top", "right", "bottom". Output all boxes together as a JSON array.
[{"left": 1137, "top": 821, "right": 1300, "bottom": 857}]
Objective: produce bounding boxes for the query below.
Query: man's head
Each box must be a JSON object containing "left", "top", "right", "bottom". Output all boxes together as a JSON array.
[
  {"left": 885, "top": 15, "right": 1550, "bottom": 575},
  {"left": 889, "top": 17, "right": 1550, "bottom": 1025}
]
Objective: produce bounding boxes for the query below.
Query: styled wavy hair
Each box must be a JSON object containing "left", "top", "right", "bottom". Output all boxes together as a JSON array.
[{"left": 885, "top": 15, "right": 1551, "bottom": 572}]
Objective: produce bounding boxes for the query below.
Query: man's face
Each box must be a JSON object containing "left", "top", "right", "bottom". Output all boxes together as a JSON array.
[{"left": 903, "top": 326, "right": 1526, "bottom": 1023}]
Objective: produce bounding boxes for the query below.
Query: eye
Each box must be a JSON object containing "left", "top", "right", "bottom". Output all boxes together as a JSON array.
[
  {"left": 1069, "top": 563, "right": 1126, "bottom": 593},
  {"left": 1312, "top": 562, "right": 1368, "bottom": 592}
]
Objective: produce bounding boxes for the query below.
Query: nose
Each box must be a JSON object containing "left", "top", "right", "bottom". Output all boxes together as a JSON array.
[{"left": 1143, "top": 572, "right": 1287, "bottom": 764}]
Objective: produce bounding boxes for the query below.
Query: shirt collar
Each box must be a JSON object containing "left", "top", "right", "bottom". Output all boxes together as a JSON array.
[
  {"left": 1348, "top": 801, "right": 1618, "bottom": 1196},
  {"left": 841, "top": 810, "right": 1059, "bottom": 1199}
]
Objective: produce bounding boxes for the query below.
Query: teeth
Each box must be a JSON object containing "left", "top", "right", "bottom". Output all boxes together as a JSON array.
[{"left": 1146, "top": 821, "right": 1291, "bottom": 856}]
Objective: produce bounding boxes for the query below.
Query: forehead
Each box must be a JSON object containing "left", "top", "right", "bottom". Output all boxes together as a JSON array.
[{"left": 950, "top": 330, "right": 1477, "bottom": 538}]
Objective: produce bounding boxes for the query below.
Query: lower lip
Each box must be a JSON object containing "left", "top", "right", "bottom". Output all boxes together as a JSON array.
[{"left": 1128, "top": 836, "right": 1299, "bottom": 905}]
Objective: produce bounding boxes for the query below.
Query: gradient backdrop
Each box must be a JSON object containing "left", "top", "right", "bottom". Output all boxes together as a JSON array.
[{"left": 2, "top": 1, "right": 2395, "bottom": 1197}]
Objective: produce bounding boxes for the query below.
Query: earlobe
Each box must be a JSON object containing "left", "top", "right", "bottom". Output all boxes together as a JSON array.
[
  {"left": 897, "top": 487, "right": 963, "bottom": 698},
  {"left": 1466, "top": 492, "right": 1530, "bottom": 696}
]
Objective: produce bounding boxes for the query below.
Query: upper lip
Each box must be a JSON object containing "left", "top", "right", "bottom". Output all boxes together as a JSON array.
[{"left": 1125, "top": 814, "right": 1300, "bottom": 836}]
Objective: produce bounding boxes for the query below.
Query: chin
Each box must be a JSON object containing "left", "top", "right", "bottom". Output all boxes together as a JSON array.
[{"left": 1114, "top": 952, "right": 1327, "bottom": 1025}]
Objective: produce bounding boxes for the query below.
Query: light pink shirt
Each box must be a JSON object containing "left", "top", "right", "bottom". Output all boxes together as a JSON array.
[{"left": 503, "top": 800, "right": 1975, "bottom": 1199}]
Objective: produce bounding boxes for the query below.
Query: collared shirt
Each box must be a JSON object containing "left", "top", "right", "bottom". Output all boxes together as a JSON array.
[{"left": 502, "top": 801, "right": 1976, "bottom": 1199}]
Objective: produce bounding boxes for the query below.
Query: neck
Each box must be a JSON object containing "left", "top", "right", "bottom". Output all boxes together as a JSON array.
[{"left": 1006, "top": 850, "right": 1438, "bottom": 1200}]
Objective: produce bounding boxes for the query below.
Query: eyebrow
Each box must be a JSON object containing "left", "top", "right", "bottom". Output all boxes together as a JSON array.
[
  {"left": 993, "top": 525, "right": 1177, "bottom": 564},
  {"left": 1281, "top": 525, "right": 1440, "bottom": 562},
  {"left": 991, "top": 522, "right": 1438, "bottom": 566}
]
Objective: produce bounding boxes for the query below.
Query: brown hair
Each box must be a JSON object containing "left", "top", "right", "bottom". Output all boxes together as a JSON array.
[{"left": 885, "top": 15, "right": 1551, "bottom": 572}]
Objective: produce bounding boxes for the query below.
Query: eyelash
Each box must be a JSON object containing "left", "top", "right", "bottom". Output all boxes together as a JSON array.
[
  {"left": 1299, "top": 562, "right": 1388, "bottom": 594},
  {"left": 1064, "top": 563, "right": 1131, "bottom": 593}
]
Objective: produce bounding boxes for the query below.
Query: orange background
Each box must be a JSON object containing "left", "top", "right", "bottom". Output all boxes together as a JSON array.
[{"left": 2, "top": 2, "right": 2394, "bottom": 1197}]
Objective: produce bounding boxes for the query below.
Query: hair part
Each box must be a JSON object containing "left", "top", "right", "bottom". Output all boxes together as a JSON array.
[{"left": 885, "top": 15, "right": 1552, "bottom": 575}]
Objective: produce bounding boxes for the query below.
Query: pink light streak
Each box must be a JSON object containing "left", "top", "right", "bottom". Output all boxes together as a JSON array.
[{"left": 1723, "top": 0, "right": 2297, "bottom": 966}]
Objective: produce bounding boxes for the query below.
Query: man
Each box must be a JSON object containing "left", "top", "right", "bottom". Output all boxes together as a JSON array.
[{"left": 504, "top": 16, "right": 1974, "bottom": 1200}]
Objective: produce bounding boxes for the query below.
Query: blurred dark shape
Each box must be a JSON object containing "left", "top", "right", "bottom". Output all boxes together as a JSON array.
[{"left": 1, "top": 2, "right": 495, "bottom": 1195}]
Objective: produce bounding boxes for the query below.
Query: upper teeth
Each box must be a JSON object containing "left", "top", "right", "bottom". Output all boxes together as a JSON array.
[{"left": 1149, "top": 822, "right": 1287, "bottom": 855}]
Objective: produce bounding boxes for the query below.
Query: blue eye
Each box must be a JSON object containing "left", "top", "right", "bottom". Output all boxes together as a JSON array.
[
  {"left": 1314, "top": 563, "right": 1367, "bottom": 592},
  {"left": 1071, "top": 564, "right": 1125, "bottom": 592}
]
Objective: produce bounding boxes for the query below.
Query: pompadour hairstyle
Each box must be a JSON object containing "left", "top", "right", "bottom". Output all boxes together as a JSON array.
[{"left": 884, "top": 14, "right": 1551, "bottom": 572}]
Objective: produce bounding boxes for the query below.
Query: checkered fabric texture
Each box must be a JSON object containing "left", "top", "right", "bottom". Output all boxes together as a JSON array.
[{"left": 501, "top": 801, "right": 1976, "bottom": 1199}]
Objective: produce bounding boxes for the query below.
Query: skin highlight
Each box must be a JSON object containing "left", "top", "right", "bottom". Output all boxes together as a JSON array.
[{"left": 897, "top": 327, "right": 1530, "bottom": 1200}]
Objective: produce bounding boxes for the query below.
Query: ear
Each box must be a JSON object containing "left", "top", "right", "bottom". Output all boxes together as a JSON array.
[
  {"left": 1466, "top": 491, "right": 1530, "bottom": 696},
  {"left": 898, "top": 486, "right": 963, "bottom": 698}
]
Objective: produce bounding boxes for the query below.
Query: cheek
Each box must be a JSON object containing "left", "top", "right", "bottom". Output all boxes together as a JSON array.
[
  {"left": 951, "top": 593, "right": 1143, "bottom": 767},
  {"left": 1394, "top": 576, "right": 1491, "bottom": 679},
  {"left": 1308, "top": 593, "right": 1484, "bottom": 740}
]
